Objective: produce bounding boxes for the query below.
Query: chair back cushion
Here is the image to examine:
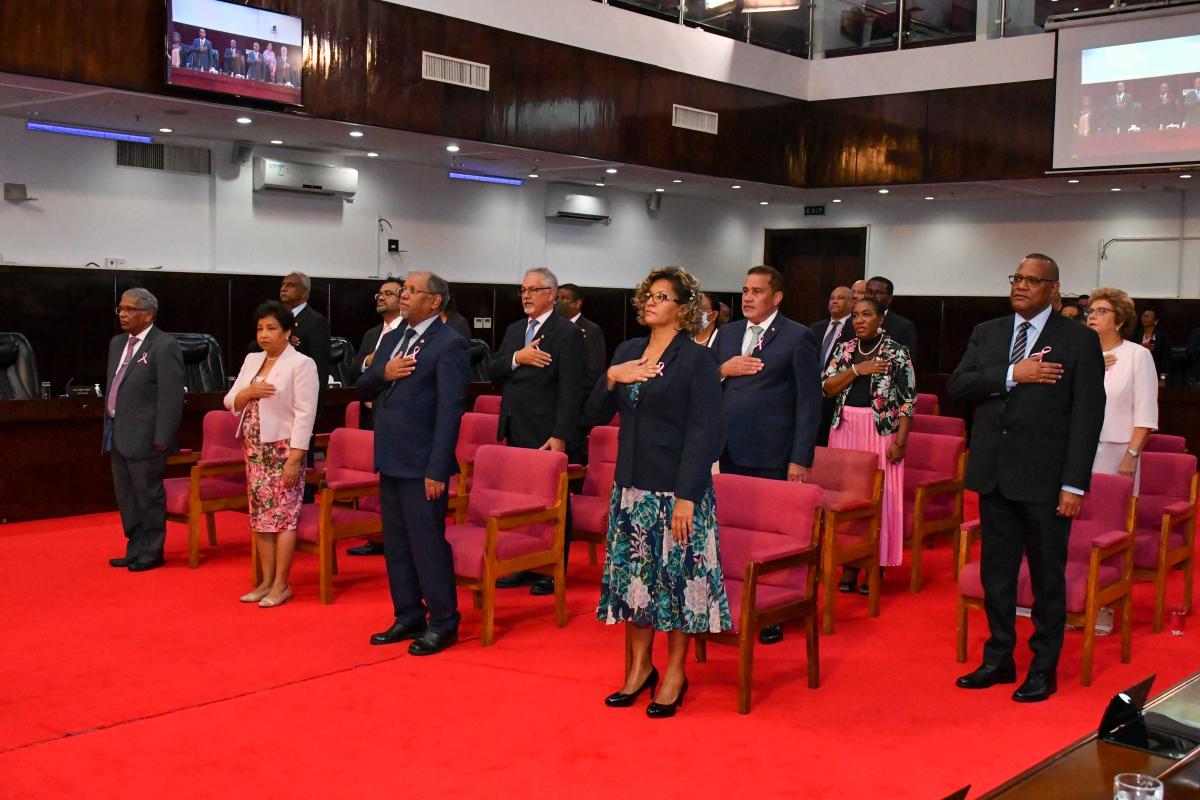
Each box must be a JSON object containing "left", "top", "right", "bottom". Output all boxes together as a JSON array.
[
  {"left": 808, "top": 446, "right": 880, "bottom": 506},
  {"left": 1068, "top": 472, "right": 1133, "bottom": 560},
  {"left": 909, "top": 414, "right": 965, "bottom": 438},
  {"left": 582, "top": 426, "right": 620, "bottom": 497},
  {"left": 1143, "top": 434, "right": 1187, "bottom": 454},
  {"left": 472, "top": 394, "right": 502, "bottom": 414},
  {"left": 1135, "top": 452, "right": 1197, "bottom": 531},
  {"left": 325, "top": 428, "right": 378, "bottom": 486},
  {"left": 904, "top": 432, "right": 965, "bottom": 478},
  {"left": 714, "top": 473, "right": 821, "bottom": 589},
  {"left": 915, "top": 393, "right": 939, "bottom": 415},
  {"left": 200, "top": 410, "right": 244, "bottom": 463},
  {"left": 457, "top": 412, "right": 503, "bottom": 465},
  {"left": 344, "top": 401, "right": 361, "bottom": 429},
  {"left": 468, "top": 445, "right": 566, "bottom": 544}
]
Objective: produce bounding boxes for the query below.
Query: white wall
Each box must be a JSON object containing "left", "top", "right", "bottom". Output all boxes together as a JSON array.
[{"left": 4, "top": 117, "right": 1199, "bottom": 297}]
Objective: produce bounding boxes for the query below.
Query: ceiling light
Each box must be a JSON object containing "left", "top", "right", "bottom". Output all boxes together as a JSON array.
[
  {"left": 528, "top": 172, "right": 540, "bottom": 179},
  {"left": 448, "top": 171, "right": 523, "bottom": 186},
  {"left": 742, "top": 0, "right": 802, "bottom": 11},
  {"left": 924, "top": 196, "right": 935, "bottom": 200},
  {"left": 158, "top": 127, "right": 173, "bottom": 134},
  {"left": 731, "top": 184, "right": 742, "bottom": 190},
  {"left": 445, "top": 144, "right": 460, "bottom": 153},
  {"left": 595, "top": 182, "right": 606, "bottom": 187},
  {"left": 1067, "top": 178, "right": 1080, "bottom": 184},
  {"left": 605, "top": 168, "right": 618, "bottom": 174},
  {"left": 26, "top": 122, "right": 152, "bottom": 144},
  {"left": 1110, "top": 187, "right": 1122, "bottom": 192},
  {"left": 367, "top": 152, "right": 379, "bottom": 158},
  {"left": 235, "top": 116, "right": 252, "bottom": 125},
  {"left": 1180, "top": 174, "right": 1193, "bottom": 179},
  {"left": 349, "top": 131, "right": 365, "bottom": 138},
  {"left": 832, "top": 199, "right": 842, "bottom": 203},
  {"left": 759, "top": 200, "right": 770, "bottom": 206},
  {"left": 655, "top": 188, "right": 665, "bottom": 193},
  {"left": 672, "top": 179, "right": 683, "bottom": 184},
  {"left": 878, "top": 188, "right": 889, "bottom": 194},
  {"left": 269, "top": 139, "right": 283, "bottom": 145}
]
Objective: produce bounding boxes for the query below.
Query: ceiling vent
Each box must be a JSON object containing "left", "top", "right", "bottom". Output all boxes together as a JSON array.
[
  {"left": 422, "top": 51, "right": 490, "bottom": 91},
  {"left": 116, "top": 142, "right": 211, "bottom": 175},
  {"left": 672, "top": 104, "right": 719, "bottom": 135}
]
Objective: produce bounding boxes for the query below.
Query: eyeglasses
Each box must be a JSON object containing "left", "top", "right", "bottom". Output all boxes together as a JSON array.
[
  {"left": 374, "top": 290, "right": 401, "bottom": 299},
  {"left": 115, "top": 306, "right": 148, "bottom": 315},
  {"left": 1008, "top": 274, "right": 1055, "bottom": 287},
  {"left": 1083, "top": 307, "right": 1114, "bottom": 317},
  {"left": 402, "top": 286, "right": 438, "bottom": 297},
  {"left": 640, "top": 291, "right": 679, "bottom": 305},
  {"left": 517, "top": 286, "right": 553, "bottom": 298}
]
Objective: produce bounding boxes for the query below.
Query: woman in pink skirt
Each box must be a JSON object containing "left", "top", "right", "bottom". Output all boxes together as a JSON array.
[{"left": 822, "top": 297, "right": 916, "bottom": 594}]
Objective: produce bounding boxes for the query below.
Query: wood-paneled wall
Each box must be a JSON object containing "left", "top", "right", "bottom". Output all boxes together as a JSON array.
[{"left": 0, "top": 1, "right": 1055, "bottom": 187}]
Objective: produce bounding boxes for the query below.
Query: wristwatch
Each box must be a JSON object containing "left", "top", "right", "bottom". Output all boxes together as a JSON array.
[{"left": 1126, "top": 449, "right": 1140, "bottom": 459}]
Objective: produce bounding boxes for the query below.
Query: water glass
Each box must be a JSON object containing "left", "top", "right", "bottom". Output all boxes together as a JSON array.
[
  {"left": 39, "top": 381, "right": 51, "bottom": 399},
  {"left": 1170, "top": 606, "right": 1186, "bottom": 636},
  {"left": 1113, "top": 773, "right": 1163, "bottom": 800}
]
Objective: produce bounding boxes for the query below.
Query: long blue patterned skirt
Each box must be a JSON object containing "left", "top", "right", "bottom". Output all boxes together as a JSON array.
[{"left": 596, "top": 484, "right": 732, "bottom": 634}]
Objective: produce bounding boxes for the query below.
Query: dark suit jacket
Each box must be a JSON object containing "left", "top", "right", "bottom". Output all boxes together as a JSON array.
[
  {"left": 104, "top": 326, "right": 185, "bottom": 458},
  {"left": 811, "top": 316, "right": 855, "bottom": 368},
  {"left": 189, "top": 38, "right": 213, "bottom": 69},
  {"left": 574, "top": 314, "right": 608, "bottom": 390},
  {"left": 355, "top": 318, "right": 468, "bottom": 483},
  {"left": 949, "top": 311, "right": 1106, "bottom": 504},
  {"left": 1129, "top": 325, "right": 1172, "bottom": 376},
  {"left": 713, "top": 314, "right": 821, "bottom": 470},
  {"left": 585, "top": 332, "right": 724, "bottom": 502},
  {"left": 882, "top": 310, "right": 918, "bottom": 363},
  {"left": 444, "top": 312, "right": 472, "bottom": 341},
  {"left": 353, "top": 322, "right": 386, "bottom": 382},
  {"left": 486, "top": 312, "right": 586, "bottom": 448},
  {"left": 292, "top": 305, "right": 332, "bottom": 409}
]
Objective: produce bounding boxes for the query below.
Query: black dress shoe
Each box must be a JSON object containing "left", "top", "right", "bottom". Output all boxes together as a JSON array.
[
  {"left": 838, "top": 567, "right": 860, "bottom": 593},
  {"left": 127, "top": 557, "right": 164, "bottom": 572},
  {"left": 495, "top": 571, "right": 538, "bottom": 589},
  {"left": 1012, "top": 671, "right": 1057, "bottom": 703},
  {"left": 347, "top": 541, "right": 385, "bottom": 556},
  {"left": 646, "top": 678, "right": 689, "bottom": 719},
  {"left": 109, "top": 557, "right": 134, "bottom": 568},
  {"left": 858, "top": 567, "right": 884, "bottom": 596},
  {"left": 605, "top": 667, "right": 659, "bottom": 707},
  {"left": 956, "top": 662, "right": 1018, "bottom": 689},
  {"left": 408, "top": 629, "right": 458, "bottom": 656},
  {"left": 759, "top": 625, "right": 784, "bottom": 645},
  {"left": 370, "top": 619, "right": 427, "bottom": 646},
  {"left": 530, "top": 577, "right": 555, "bottom": 596}
]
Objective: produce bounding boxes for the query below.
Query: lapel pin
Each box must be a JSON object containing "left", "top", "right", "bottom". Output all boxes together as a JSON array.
[
  {"left": 1032, "top": 346, "right": 1053, "bottom": 360},
  {"left": 137, "top": 353, "right": 149, "bottom": 365}
]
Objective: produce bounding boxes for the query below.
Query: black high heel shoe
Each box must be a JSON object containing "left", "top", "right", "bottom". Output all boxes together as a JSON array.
[
  {"left": 646, "top": 678, "right": 689, "bottom": 719},
  {"left": 837, "top": 567, "right": 860, "bottom": 593},
  {"left": 605, "top": 666, "right": 659, "bottom": 707}
]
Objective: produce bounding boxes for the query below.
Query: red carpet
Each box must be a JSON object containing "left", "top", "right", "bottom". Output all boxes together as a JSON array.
[{"left": 1, "top": 505, "right": 1196, "bottom": 799}]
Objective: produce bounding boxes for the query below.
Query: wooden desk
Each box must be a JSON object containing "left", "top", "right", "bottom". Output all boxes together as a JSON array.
[{"left": 981, "top": 672, "right": 1200, "bottom": 798}]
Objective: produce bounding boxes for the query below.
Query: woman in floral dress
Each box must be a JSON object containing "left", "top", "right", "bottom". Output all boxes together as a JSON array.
[
  {"left": 822, "top": 297, "right": 917, "bottom": 593},
  {"left": 586, "top": 266, "right": 728, "bottom": 718},
  {"left": 224, "top": 302, "right": 319, "bottom": 608}
]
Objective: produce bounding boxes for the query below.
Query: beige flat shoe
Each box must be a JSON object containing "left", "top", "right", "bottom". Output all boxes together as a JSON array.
[
  {"left": 258, "top": 587, "right": 293, "bottom": 608},
  {"left": 240, "top": 588, "right": 270, "bottom": 603}
]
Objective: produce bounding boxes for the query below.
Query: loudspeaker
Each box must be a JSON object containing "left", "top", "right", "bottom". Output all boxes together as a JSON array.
[
  {"left": 231, "top": 142, "right": 254, "bottom": 166},
  {"left": 646, "top": 192, "right": 662, "bottom": 212}
]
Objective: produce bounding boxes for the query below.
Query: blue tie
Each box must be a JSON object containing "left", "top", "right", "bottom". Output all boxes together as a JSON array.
[{"left": 524, "top": 318, "right": 539, "bottom": 347}]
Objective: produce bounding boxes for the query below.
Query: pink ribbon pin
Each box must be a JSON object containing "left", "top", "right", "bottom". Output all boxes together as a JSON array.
[
  {"left": 1031, "top": 346, "right": 1052, "bottom": 361},
  {"left": 656, "top": 361, "right": 665, "bottom": 376},
  {"left": 137, "top": 353, "right": 149, "bottom": 365}
]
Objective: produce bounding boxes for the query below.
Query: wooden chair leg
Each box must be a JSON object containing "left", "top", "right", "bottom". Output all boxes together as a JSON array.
[
  {"left": 553, "top": 558, "right": 567, "bottom": 628},
  {"left": 821, "top": 563, "right": 837, "bottom": 635},
  {"left": 1121, "top": 591, "right": 1133, "bottom": 663},
  {"left": 319, "top": 537, "right": 333, "bottom": 605},
  {"left": 481, "top": 578, "right": 496, "bottom": 647},
  {"left": 910, "top": 533, "right": 923, "bottom": 593},
  {"left": 472, "top": 590, "right": 483, "bottom": 610},
  {"left": 694, "top": 637, "right": 707, "bottom": 663},
  {"left": 331, "top": 547, "right": 339, "bottom": 576},
  {"left": 187, "top": 513, "right": 201, "bottom": 569},
  {"left": 955, "top": 598, "right": 968, "bottom": 663},
  {"left": 1153, "top": 565, "right": 1167, "bottom": 633},
  {"left": 1081, "top": 606, "right": 1097, "bottom": 687},
  {"left": 737, "top": 631, "right": 755, "bottom": 714},
  {"left": 205, "top": 512, "right": 218, "bottom": 546},
  {"left": 806, "top": 614, "right": 820, "bottom": 689}
]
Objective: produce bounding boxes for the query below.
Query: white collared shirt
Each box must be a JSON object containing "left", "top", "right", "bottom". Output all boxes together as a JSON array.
[
  {"left": 513, "top": 308, "right": 555, "bottom": 369},
  {"left": 372, "top": 316, "right": 403, "bottom": 354},
  {"left": 569, "top": 312, "right": 582, "bottom": 324},
  {"left": 291, "top": 301, "right": 307, "bottom": 317},
  {"left": 390, "top": 316, "right": 436, "bottom": 358},
  {"left": 821, "top": 315, "right": 850, "bottom": 362},
  {"left": 740, "top": 309, "right": 780, "bottom": 355},
  {"left": 124, "top": 324, "right": 154, "bottom": 361}
]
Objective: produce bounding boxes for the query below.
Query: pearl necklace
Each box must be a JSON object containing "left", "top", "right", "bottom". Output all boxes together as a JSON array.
[{"left": 857, "top": 335, "right": 883, "bottom": 357}]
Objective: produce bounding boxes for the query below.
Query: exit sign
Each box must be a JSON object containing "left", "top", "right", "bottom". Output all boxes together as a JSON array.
[{"left": 804, "top": 205, "right": 825, "bottom": 216}]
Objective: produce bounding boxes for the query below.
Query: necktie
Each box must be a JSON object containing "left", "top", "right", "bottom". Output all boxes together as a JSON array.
[
  {"left": 1010, "top": 321, "right": 1031, "bottom": 366},
  {"left": 821, "top": 320, "right": 842, "bottom": 365},
  {"left": 744, "top": 324, "right": 763, "bottom": 357},
  {"left": 524, "top": 318, "right": 540, "bottom": 347},
  {"left": 107, "top": 336, "right": 140, "bottom": 417},
  {"left": 391, "top": 327, "right": 416, "bottom": 359}
]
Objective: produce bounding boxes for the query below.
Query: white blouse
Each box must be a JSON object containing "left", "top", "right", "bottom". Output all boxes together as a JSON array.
[{"left": 1100, "top": 340, "right": 1159, "bottom": 443}]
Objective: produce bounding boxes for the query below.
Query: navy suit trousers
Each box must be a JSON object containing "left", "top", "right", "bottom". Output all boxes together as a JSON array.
[{"left": 380, "top": 475, "right": 460, "bottom": 634}]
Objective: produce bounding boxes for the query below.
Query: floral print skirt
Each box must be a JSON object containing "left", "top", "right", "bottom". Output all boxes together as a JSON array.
[
  {"left": 597, "top": 484, "right": 732, "bottom": 634},
  {"left": 242, "top": 399, "right": 303, "bottom": 533}
]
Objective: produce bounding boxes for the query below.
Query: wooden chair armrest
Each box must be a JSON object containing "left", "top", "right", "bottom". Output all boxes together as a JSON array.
[
  {"left": 168, "top": 449, "right": 201, "bottom": 466},
  {"left": 754, "top": 543, "right": 820, "bottom": 576},
  {"left": 492, "top": 505, "right": 559, "bottom": 531},
  {"left": 826, "top": 498, "right": 875, "bottom": 514},
  {"left": 957, "top": 520, "right": 981, "bottom": 563},
  {"left": 312, "top": 432, "right": 331, "bottom": 452},
  {"left": 305, "top": 468, "right": 326, "bottom": 487},
  {"left": 322, "top": 480, "right": 380, "bottom": 502},
  {"left": 1092, "top": 529, "right": 1132, "bottom": 561},
  {"left": 194, "top": 460, "right": 245, "bottom": 478},
  {"left": 567, "top": 464, "right": 587, "bottom": 482},
  {"left": 1164, "top": 501, "right": 1196, "bottom": 526},
  {"left": 915, "top": 478, "right": 963, "bottom": 499}
]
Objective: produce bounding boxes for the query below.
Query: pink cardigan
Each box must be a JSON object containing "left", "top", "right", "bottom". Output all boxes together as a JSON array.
[{"left": 223, "top": 345, "right": 319, "bottom": 450}]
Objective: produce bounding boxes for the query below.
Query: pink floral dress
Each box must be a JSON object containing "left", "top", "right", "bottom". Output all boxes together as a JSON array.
[{"left": 242, "top": 380, "right": 303, "bottom": 532}]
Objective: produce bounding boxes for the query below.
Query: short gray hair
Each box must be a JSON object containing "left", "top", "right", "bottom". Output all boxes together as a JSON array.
[
  {"left": 523, "top": 267, "right": 558, "bottom": 292},
  {"left": 427, "top": 272, "right": 450, "bottom": 312},
  {"left": 122, "top": 288, "right": 159, "bottom": 317},
  {"left": 286, "top": 271, "right": 312, "bottom": 292}
]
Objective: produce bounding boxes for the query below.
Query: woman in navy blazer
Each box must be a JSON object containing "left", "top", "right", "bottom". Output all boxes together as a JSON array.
[{"left": 587, "top": 266, "right": 729, "bottom": 718}]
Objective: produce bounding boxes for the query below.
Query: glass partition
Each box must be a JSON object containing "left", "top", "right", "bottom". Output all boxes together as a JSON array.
[
  {"left": 905, "top": 0, "right": 978, "bottom": 45},
  {"left": 607, "top": 0, "right": 681, "bottom": 23},
  {"left": 684, "top": 0, "right": 749, "bottom": 40},
  {"left": 821, "top": 0, "right": 901, "bottom": 57},
  {"left": 747, "top": 6, "right": 812, "bottom": 56}
]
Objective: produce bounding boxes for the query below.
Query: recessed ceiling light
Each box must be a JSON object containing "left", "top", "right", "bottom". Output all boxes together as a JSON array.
[
  {"left": 878, "top": 189, "right": 889, "bottom": 194},
  {"left": 672, "top": 179, "right": 683, "bottom": 184},
  {"left": 595, "top": 182, "right": 606, "bottom": 187},
  {"left": 158, "top": 127, "right": 173, "bottom": 134},
  {"left": 605, "top": 168, "right": 618, "bottom": 174},
  {"left": 924, "top": 196, "right": 935, "bottom": 200},
  {"left": 1180, "top": 174, "right": 1193, "bottom": 179},
  {"left": 269, "top": 139, "right": 283, "bottom": 145},
  {"left": 655, "top": 187, "right": 665, "bottom": 193},
  {"left": 1067, "top": 178, "right": 1080, "bottom": 184},
  {"left": 528, "top": 172, "right": 540, "bottom": 178},
  {"left": 759, "top": 200, "right": 769, "bottom": 206},
  {"left": 236, "top": 117, "right": 252, "bottom": 125},
  {"left": 1110, "top": 187, "right": 1122, "bottom": 192},
  {"left": 349, "top": 131, "right": 365, "bottom": 138},
  {"left": 367, "top": 152, "right": 379, "bottom": 158},
  {"left": 832, "top": 199, "right": 842, "bottom": 203},
  {"left": 445, "top": 144, "right": 460, "bottom": 153},
  {"left": 731, "top": 184, "right": 742, "bottom": 190}
]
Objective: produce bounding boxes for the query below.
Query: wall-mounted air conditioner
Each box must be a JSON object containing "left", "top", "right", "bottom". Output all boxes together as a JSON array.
[
  {"left": 545, "top": 184, "right": 610, "bottom": 222},
  {"left": 252, "top": 157, "right": 358, "bottom": 197}
]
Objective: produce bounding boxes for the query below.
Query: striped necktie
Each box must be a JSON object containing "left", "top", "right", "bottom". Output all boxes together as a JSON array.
[{"left": 1010, "top": 321, "right": 1031, "bottom": 366}]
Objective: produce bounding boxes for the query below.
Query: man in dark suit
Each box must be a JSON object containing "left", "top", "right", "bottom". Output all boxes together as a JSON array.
[
  {"left": 867, "top": 275, "right": 918, "bottom": 363},
  {"left": 556, "top": 282, "right": 607, "bottom": 462},
  {"left": 279, "top": 271, "right": 332, "bottom": 412},
  {"left": 1149, "top": 82, "right": 1180, "bottom": 129},
  {"left": 487, "top": 267, "right": 586, "bottom": 595},
  {"left": 812, "top": 285, "right": 855, "bottom": 447},
  {"left": 1185, "top": 77, "right": 1200, "bottom": 128},
  {"left": 104, "top": 289, "right": 185, "bottom": 572},
  {"left": 1106, "top": 82, "right": 1136, "bottom": 133},
  {"left": 223, "top": 39, "right": 244, "bottom": 76},
  {"left": 357, "top": 271, "right": 468, "bottom": 656},
  {"left": 715, "top": 265, "right": 822, "bottom": 644},
  {"left": 949, "top": 253, "right": 1105, "bottom": 703},
  {"left": 189, "top": 29, "right": 213, "bottom": 71}
]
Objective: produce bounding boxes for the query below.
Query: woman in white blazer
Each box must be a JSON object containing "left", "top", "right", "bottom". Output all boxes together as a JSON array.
[
  {"left": 1086, "top": 288, "right": 1159, "bottom": 494},
  {"left": 224, "top": 301, "right": 319, "bottom": 607}
]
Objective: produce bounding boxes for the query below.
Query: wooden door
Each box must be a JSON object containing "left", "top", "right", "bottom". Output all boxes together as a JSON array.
[{"left": 763, "top": 227, "right": 867, "bottom": 326}]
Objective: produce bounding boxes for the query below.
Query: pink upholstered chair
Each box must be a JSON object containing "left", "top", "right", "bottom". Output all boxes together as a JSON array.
[
  {"left": 570, "top": 426, "right": 619, "bottom": 565},
  {"left": 915, "top": 393, "right": 940, "bottom": 415},
  {"left": 956, "top": 473, "right": 1135, "bottom": 685},
  {"left": 450, "top": 412, "right": 505, "bottom": 512},
  {"left": 312, "top": 401, "right": 363, "bottom": 454},
  {"left": 165, "top": 410, "right": 247, "bottom": 568},
  {"left": 904, "top": 432, "right": 967, "bottom": 592},
  {"left": 257, "top": 428, "right": 380, "bottom": 604},
  {"left": 445, "top": 445, "right": 569, "bottom": 645},
  {"left": 696, "top": 474, "right": 823, "bottom": 713},
  {"left": 1132, "top": 452, "right": 1197, "bottom": 632},
  {"left": 472, "top": 394, "right": 502, "bottom": 415},
  {"left": 1143, "top": 433, "right": 1187, "bottom": 454},
  {"left": 806, "top": 446, "right": 884, "bottom": 634},
  {"left": 909, "top": 413, "right": 966, "bottom": 439}
]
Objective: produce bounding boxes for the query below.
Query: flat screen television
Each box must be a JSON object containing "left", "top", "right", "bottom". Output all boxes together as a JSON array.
[{"left": 166, "top": 0, "right": 303, "bottom": 106}]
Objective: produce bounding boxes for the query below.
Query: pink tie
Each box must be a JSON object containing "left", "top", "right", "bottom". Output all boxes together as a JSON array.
[{"left": 107, "top": 336, "right": 139, "bottom": 417}]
